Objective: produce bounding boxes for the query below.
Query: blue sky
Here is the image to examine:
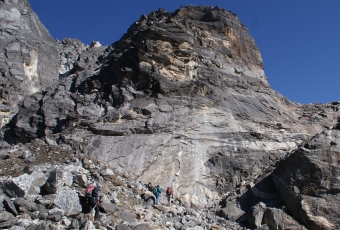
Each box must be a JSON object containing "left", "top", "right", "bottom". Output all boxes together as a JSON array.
[{"left": 29, "top": 0, "right": 340, "bottom": 104}]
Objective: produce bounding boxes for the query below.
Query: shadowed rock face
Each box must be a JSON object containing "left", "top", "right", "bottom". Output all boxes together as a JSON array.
[
  {"left": 3, "top": 5, "right": 340, "bottom": 209},
  {"left": 273, "top": 124, "right": 340, "bottom": 230},
  {"left": 0, "top": 0, "right": 59, "bottom": 127}
]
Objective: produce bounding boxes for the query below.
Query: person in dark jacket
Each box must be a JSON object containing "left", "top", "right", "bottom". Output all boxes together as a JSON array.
[{"left": 88, "top": 184, "right": 101, "bottom": 220}]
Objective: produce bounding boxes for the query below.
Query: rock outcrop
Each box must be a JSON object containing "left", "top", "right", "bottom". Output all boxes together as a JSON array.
[
  {"left": 0, "top": 0, "right": 59, "bottom": 127},
  {"left": 0, "top": 1, "right": 339, "bottom": 229},
  {"left": 4, "top": 4, "right": 340, "bottom": 208},
  {"left": 272, "top": 123, "right": 340, "bottom": 230}
]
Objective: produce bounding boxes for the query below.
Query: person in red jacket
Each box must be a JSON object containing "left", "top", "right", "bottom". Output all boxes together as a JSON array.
[
  {"left": 166, "top": 186, "right": 174, "bottom": 206},
  {"left": 87, "top": 184, "right": 101, "bottom": 220}
]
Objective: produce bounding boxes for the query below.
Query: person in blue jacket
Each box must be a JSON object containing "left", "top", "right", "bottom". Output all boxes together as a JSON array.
[{"left": 154, "top": 185, "right": 162, "bottom": 205}]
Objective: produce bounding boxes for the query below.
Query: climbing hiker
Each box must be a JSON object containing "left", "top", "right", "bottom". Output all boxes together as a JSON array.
[
  {"left": 147, "top": 182, "right": 154, "bottom": 192},
  {"left": 85, "top": 184, "right": 102, "bottom": 220},
  {"left": 166, "top": 186, "right": 174, "bottom": 206},
  {"left": 154, "top": 185, "right": 162, "bottom": 205}
]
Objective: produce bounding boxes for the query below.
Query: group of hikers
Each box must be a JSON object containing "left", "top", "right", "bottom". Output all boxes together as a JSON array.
[
  {"left": 147, "top": 182, "right": 174, "bottom": 205},
  {"left": 85, "top": 182, "right": 174, "bottom": 221}
]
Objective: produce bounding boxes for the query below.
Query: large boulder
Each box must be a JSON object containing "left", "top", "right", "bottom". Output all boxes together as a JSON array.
[
  {"left": 2, "top": 171, "right": 46, "bottom": 198},
  {"left": 43, "top": 170, "right": 73, "bottom": 194},
  {"left": 262, "top": 208, "right": 307, "bottom": 230},
  {"left": 50, "top": 187, "right": 82, "bottom": 216},
  {"left": 219, "top": 202, "right": 245, "bottom": 222},
  {"left": 247, "top": 202, "right": 266, "bottom": 228},
  {"left": 273, "top": 128, "right": 340, "bottom": 230}
]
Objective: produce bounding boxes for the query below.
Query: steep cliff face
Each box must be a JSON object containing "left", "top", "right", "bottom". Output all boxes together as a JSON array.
[
  {"left": 6, "top": 6, "right": 339, "bottom": 208},
  {"left": 0, "top": 2, "right": 339, "bottom": 229},
  {"left": 0, "top": 0, "right": 59, "bottom": 127}
]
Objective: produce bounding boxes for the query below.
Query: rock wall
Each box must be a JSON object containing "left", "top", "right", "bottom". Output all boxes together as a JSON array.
[
  {"left": 1, "top": 3, "right": 340, "bottom": 229},
  {"left": 6, "top": 6, "right": 340, "bottom": 208},
  {"left": 0, "top": 0, "right": 59, "bottom": 127}
]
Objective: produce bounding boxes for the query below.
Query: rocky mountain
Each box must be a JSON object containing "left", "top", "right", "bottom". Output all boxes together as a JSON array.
[{"left": 0, "top": 1, "right": 339, "bottom": 229}]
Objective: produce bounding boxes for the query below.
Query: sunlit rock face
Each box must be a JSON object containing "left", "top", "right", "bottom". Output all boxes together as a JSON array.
[
  {"left": 0, "top": 0, "right": 59, "bottom": 127},
  {"left": 6, "top": 5, "right": 340, "bottom": 206}
]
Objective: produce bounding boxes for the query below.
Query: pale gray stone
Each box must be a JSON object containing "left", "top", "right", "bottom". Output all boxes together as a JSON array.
[
  {"left": 247, "top": 202, "right": 266, "bottom": 228},
  {"left": 52, "top": 187, "right": 82, "bottom": 216}
]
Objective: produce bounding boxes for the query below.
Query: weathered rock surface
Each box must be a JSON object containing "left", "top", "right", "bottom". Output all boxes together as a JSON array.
[
  {"left": 262, "top": 208, "right": 307, "bottom": 230},
  {"left": 0, "top": 1, "right": 339, "bottom": 229},
  {"left": 6, "top": 5, "right": 340, "bottom": 209},
  {"left": 50, "top": 186, "right": 82, "bottom": 216},
  {"left": 247, "top": 202, "right": 266, "bottom": 228},
  {"left": 0, "top": 0, "right": 59, "bottom": 127},
  {"left": 2, "top": 171, "right": 46, "bottom": 198},
  {"left": 273, "top": 126, "right": 340, "bottom": 230}
]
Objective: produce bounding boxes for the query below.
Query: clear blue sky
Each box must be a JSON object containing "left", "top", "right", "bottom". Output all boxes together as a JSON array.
[{"left": 29, "top": 0, "right": 340, "bottom": 104}]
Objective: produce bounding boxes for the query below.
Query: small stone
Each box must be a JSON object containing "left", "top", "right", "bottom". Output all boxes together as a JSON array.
[
  {"left": 20, "top": 150, "right": 32, "bottom": 159},
  {"left": 24, "top": 156, "right": 36, "bottom": 163}
]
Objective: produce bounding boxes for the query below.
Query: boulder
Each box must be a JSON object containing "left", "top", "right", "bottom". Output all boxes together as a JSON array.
[
  {"left": 51, "top": 187, "right": 82, "bottom": 216},
  {"left": 220, "top": 202, "right": 245, "bottom": 221},
  {"left": 262, "top": 208, "right": 307, "bottom": 230},
  {"left": 273, "top": 129, "right": 340, "bottom": 229},
  {"left": 3, "top": 172, "right": 46, "bottom": 198},
  {"left": 131, "top": 223, "right": 152, "bottom": 230},
  {"left": 73, "top": 174, "right": 87, "bottom": 187},
  {"left": 99, "top": 202, "right": 118, "bottom": 214},
  {"left": 247, "top": 202, "right": 266, "bottom": 228},
  {"left": 0, "top": 211, "right": 13, "bottom": 222},
  {"left": 80, "top": 220, "right": 95, "bottom": 230},
  {"left": 42, "top": 169, "right": 73, "bottom": 193},
  {"left": 116, "top": 223, "right": 132, "bottom": 230},
  {"left": 8, "top": 226, "right": 25, "bottom": 230},
  {"left": 117, "top": 209, "right": 137, "bottom": 222},
  {"left": 13, "top": 198, "right": 38, "bottom": 212},
  {"left": 0, "top": 218, "right": 19, "bottom": 229},
  {"left": 20, "top": 150, "right": 32, "bottom": 159},
  {"left": 2, "top": 196, "right": 18, "bottom": 216}
]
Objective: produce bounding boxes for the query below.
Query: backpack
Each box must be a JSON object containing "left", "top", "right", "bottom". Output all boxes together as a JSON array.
[
  {"left": 85, "top": 185, "right": 95, "bottom": 198},
  {"left": 153, "top": 187, "right": 157, "bottom": 196},
  {"left": 166, "top": 187, "right": 172, "bottom": 195}
]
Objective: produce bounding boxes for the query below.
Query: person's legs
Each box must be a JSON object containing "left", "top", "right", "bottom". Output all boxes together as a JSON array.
[
  {"left": 156, "top": 195, "right": 160, "bottom": 205},
  {"left": 94, "top": 204, "right": 100, "bottom": 220},
  {"left": 88, "top": 199, "right": 95, "bottom": 214},
  {"left": 167, "top": 194, "right": 171, "bottom": 205}
]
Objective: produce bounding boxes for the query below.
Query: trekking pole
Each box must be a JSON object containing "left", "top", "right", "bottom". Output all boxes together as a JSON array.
[{"left": 91, "top": 202, "right": 99, "bottom": 214}]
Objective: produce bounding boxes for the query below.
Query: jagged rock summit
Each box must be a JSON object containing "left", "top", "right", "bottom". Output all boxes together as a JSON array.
[{"left": 0, "top": 2, "right": 339, "bottom": 230}]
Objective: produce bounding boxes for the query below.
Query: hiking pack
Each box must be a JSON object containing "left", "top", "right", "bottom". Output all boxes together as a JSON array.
[
  {"left": 166, "top": 187, "right": 172, "bottom": 195},
  {"left": 85, "top": 185, "right": 95, "bottom": 198}
]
